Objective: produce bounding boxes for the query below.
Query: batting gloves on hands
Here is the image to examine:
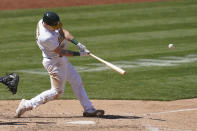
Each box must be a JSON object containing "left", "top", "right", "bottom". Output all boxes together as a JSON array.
[
  {"left": 77, "top": 42, "right": 90, "bottom": 56},
  {"left": 80, "top": 49, "right": 90, "bottom": 56},
  {"left": 77, "top": 43, "right": 87, "bottom": 52}
]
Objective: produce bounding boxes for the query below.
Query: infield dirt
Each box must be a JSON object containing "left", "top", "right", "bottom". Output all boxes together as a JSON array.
[{"left": 0, "top": 99, "right": 197, "bottom": 131}]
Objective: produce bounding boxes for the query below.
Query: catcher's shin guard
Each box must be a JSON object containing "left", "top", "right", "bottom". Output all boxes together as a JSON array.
[{"left": 2, "top": 73, "right": 19, "bottom": 94}]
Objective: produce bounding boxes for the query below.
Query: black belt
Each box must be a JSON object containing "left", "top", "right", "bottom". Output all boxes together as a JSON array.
[{"left": 44, "top": 56, "right": 62, "bottom": 59}]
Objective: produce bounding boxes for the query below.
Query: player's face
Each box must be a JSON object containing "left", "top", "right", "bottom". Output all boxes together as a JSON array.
[{"left": 50, "top": 22, "right": 62, "bottom": 30}]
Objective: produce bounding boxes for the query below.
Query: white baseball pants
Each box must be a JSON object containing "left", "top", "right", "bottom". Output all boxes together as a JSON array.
[{"left": 25, "top": 56, "right": 95, "bottom": 112}]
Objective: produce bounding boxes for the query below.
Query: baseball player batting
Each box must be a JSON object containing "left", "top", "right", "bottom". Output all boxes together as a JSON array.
[{"left": 16, "top": 11, "right": 104, "bottom": 117}]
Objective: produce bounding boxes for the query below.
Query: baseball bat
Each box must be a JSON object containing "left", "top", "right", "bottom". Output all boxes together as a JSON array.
[{"left": 89, "top": 53, "right": 126, "bottom": 75}]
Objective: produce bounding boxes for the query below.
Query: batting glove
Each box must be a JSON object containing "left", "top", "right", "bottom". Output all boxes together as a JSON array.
[
  {"left": 80, "top": 49, "right": 90, "bottom": 56},
  {"left": 77, "top": 43, "right": 86, "bottom": 52}
]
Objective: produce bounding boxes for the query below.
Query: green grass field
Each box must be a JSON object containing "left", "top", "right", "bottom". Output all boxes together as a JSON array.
[{"left": 0, "top": 0, "right": 197, "bottom": 100}]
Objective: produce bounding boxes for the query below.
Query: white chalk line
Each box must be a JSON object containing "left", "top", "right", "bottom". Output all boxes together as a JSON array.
[
  {"left": 125, "top": 107, "right": 197, "bottom": 117},
  {"left": 141, "top": 108, "right": 197, "bottom": 116},
  {"left": 137, "top": 108, "right": 197, "bottom": 131},
  {"left": 144, "top": 124, "right": 160, "bottom": 131},
  {"left": 16, "top": 54, "right": 197, "bottom": 75},
  {"left": 144, "top": 124, "right": 192, "bottom": 131}
]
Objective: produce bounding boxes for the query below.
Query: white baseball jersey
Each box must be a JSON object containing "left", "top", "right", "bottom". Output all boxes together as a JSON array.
[
  {"left": 23, "top": 19, "right": 95, "bottom": 113},
  {"left": 36, "top": 19, "right": 68, "bottom": 59}
]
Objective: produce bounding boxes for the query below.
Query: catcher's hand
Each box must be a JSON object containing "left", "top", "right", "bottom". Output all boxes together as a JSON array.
[{"left": 2, "top": 73, "right": 19, "bottom": 94}]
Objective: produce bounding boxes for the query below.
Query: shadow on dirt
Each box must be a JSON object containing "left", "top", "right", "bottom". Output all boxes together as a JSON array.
[
  {"left": 100, "top": 115, "right": 142, "bottom": 119},
  {"left": 0, "top": 121, "right": 55, "bottom": 125},
  {"left": 20, "top": 115, "right": 142, "bottom": 120},
  {"left": 16, "top": 115, "right": 143, "bottom": 120}
]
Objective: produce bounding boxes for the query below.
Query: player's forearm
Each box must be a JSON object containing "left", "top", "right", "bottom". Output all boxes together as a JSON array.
[
  {"left": 62, "top": 30, "right": 82, "bottom": 47},
  {"left": 55, "top": 48, "right": 80, "bottom": 57},
  {"left": 60, "top": 50, "right": 73, "bottom": 56},
  {"left": 62, "top": 29, "right": 73, "bottom": 41},
  {"left": 61, "top": 29, "right": 88, "bottom": 52}
]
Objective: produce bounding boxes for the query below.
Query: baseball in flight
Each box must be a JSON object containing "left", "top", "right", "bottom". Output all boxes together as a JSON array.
[{"left": 168, "top": 44, "right": 174, "bottom": 49}]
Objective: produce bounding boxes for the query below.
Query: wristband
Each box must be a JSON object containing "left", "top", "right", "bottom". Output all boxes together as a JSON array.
[
  {"left": 73, "top": 51, "right": 80, "bottom": 56},
  {"left": 71, "top": 38, "right": 79, "bottom": 45}
]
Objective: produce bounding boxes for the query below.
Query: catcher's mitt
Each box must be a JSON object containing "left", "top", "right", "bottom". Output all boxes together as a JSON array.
[{"left": 2, "top": 73, "right": 19, "bottom": 94}]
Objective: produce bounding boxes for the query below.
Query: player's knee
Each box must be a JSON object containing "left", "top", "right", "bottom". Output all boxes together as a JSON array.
[
  {"left": 57, "top": 89, "right": 64, "bottom": 96},
  {"left": 51, "top": 88, "right": 64, "bottom": 99}
]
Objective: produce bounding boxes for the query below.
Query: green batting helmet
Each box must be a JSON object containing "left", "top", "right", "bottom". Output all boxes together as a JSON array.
[{"left": 43, "top": 11, "right": 62, "bottom": 29}]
